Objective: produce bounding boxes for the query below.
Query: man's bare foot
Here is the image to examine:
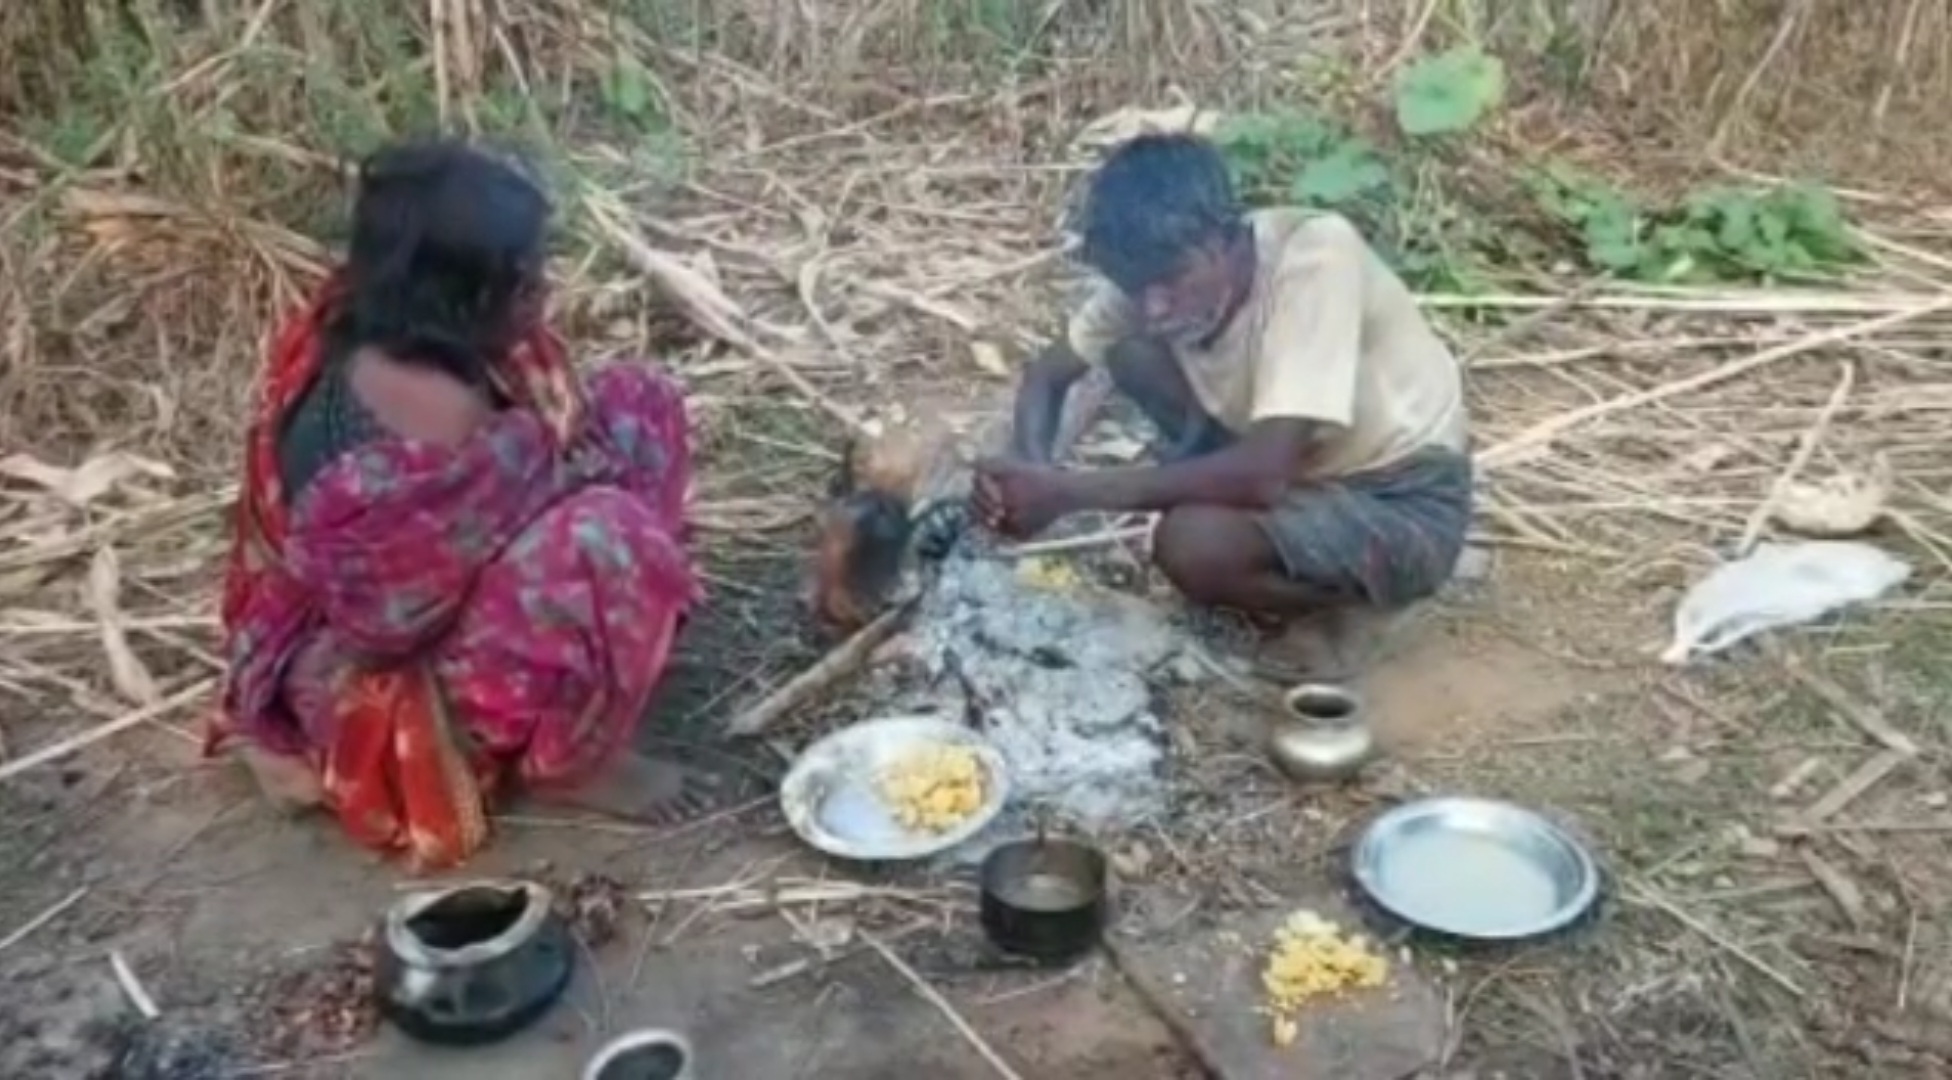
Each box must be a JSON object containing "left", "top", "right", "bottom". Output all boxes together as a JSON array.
[
  {"left": 236, "top": 744, "right": 324, "bottom": 815},
  {"left": 1256, "top": 607, "right": 1402, "bottom": 684},
  {"left": 539, "top": 752, "right": 721, "bottom": 825}
]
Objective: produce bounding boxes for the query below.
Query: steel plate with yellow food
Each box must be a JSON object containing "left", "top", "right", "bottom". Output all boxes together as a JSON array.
[{"left": 779, "top": 716, "right": 1011, "bottom": 861}]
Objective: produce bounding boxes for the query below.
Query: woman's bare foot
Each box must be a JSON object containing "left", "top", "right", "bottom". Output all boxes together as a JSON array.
[
  {"left": 539, "top": 752, "right": 721, "bottom": 825},
  {"left": 236, "top": 744, "right": 324, "bottom": 815}
]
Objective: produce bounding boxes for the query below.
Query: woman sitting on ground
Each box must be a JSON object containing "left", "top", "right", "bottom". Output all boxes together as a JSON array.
[{"left": 211, "top": 139, "right": 715, "bottom": 869}]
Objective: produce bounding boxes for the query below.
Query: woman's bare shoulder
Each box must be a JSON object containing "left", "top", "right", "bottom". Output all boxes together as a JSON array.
[{"left": 345, "top": 347, "right": 493, "bottom": 447}]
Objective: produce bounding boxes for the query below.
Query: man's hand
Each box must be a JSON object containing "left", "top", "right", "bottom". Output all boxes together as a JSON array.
[
  {"left": 972, "top": 458, "right": 1081, "bottom": 539},
  {"left": 984, "top": 417, "right": 1322, "bottom": 526}
]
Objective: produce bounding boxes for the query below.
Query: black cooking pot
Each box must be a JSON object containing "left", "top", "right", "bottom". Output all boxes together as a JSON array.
[
  {"left": 978, "top": 836, "right": 1108, "bottom": 965},
  {"left": 374, "top": 881, "right": 574, "bottom": 1047}
]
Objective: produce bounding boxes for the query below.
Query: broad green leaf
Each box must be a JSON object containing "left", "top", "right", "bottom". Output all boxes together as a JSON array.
[
  {"left": 1714, "top": 200, "right": 1758, "bottom": 252},
  {"left": 1589, "top": 234, "right": 1642, "bottom": 272},
  {"left": 1394, "top": 47, "right": 1506, "bottom": 136},
  {"left": 1292, "top": 145, "right": 1389, "bottom": 204},
  {"left": 603, "top": 57, "right": 653, "bottom": 119},
  {"left": 1659, "top": 252, "right": 1697, "bottom": 283}
]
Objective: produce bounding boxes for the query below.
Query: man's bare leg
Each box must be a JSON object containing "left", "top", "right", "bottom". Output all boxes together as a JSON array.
[
  {"left": 1153, "top": 504, "right": 1345, "bottom": 615},
  {"left": 1104, "top": 342, "right": 1401, "bottom": 676},
  {"left": 1152, "top": 504, "right": 1390, "bottom": 679}
]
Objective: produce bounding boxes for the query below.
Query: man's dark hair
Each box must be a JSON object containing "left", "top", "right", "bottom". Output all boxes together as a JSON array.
[
  {"left": 336, "top": 138, "right": 551, "bottom": 386},
  {"left": 1076, "top": 132, "right": 1243, "bottom": 293}
]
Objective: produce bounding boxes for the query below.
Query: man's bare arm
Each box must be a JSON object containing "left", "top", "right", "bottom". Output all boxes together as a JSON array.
[
  {"left": 1064, "top": 418, "right": 1322, "bottom": 513},
  {"left": 1010, "top": 343, "right": 1088, "bottom": 463}
]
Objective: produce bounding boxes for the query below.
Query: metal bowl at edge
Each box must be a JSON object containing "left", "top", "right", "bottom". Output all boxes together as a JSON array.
[{"left": 1350, "top": 797, "right": 1600, "bottom": 941}]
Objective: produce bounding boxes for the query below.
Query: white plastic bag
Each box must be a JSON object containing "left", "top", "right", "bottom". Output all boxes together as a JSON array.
[{"left": 1662, "top": 541, "right": 1911, "bottom": 665}]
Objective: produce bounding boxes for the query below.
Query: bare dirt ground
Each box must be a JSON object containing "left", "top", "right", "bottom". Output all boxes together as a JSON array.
[
  {"left": 0, "top": 555, "right": 1502, "bottom": 1080},
  {"left": 7, "top": 3, "right": 1952, "bottom": 1078},
  {"left": 6, "top": 541, "right": 1949, "bottom": 1078}
]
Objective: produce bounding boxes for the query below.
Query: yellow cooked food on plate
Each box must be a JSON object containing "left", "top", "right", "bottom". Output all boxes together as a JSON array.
[
  {"left": 1261, "top": 909, "right": 1389, "bottom": 1046},
  {"left": 878, "top": 744, "right": 987, "bottom": 833}
]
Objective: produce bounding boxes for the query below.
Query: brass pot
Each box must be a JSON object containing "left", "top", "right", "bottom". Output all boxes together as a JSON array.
[{"left": 1265, "top": 683, "right": 1376, "bottom": 783}]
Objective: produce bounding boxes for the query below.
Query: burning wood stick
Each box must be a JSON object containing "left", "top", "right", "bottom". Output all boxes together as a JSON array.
[{"left": 723, "top": 599, "right": 914, "bottom": 737}]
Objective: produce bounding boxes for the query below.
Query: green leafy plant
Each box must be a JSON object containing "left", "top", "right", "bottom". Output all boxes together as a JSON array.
[
  {"left": 599, "top": 55, "right": 662, "bottom": 125},
  {"left": 1215, "top": 111, "right": 1392, "bottom": 213},
  {"left": 1683, "top": 185, "right": 1860, "bottom": 278},
  {"left": 1530, "top": 169, "right": 1862, "bottom": 284},
  {"left": 1393, "top": 47, "right": 1506, "bottom": 137},
  {"left": 1294, "top": 142, "right": 1393, "bottom": 204},
  {"left": 1213, "top": 109, "right": 1489, "bottom": 292}
]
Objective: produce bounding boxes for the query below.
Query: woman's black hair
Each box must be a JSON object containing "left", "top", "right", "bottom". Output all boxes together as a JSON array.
[
  {"left": 1076, "top": 132, "right": 1244, "bottom": 294},
  {"left": 334, "top": 138, "right": 551, "bottom": 385}
]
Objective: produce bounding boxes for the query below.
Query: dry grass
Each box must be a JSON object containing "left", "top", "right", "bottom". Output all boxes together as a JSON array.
[
  {"left": 1404, "top": 0, "right": 1952, "bottom": 196},
  {"left": 1601, "top": 0, "right": 1952, "bottom": 183},
  {"left": 3, "top": 0, "right": 1952, "bottom": 1075}
]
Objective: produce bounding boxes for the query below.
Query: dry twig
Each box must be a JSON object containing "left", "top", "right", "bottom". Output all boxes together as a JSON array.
[
  {"left": 1734, "top": 361, "right": 1854, "bottom": 555},
  {"left": 1624, "top": 880, "right": 1806, "bottom": 998},
  {"left": 0, "top": 677, "right": 217, "bottom": 783},
  {"left": 1794, "top": 748, "right": 1913, "bottom": 827},
  {"left": 110, "top": 950, "right": 161, "bottom": 1019},
  {"left": 1783, "top": 660, "right": 1920, "bottom": 756},
  {"left": 1478, "top": 299, "right": 1952, "bottom": 469},
  {"left": 862, "top": 931, "right": 1025, "bottom": 1080},
  {"left": 0, "top": 886, "right": 88, "bottom": 953}
]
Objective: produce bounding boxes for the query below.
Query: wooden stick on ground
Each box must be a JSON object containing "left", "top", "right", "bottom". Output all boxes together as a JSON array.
[
  {"left": 1795, "top": 747, "right": 1912, "bottom": 826},
  {"left": 1418, "top": 290, "right": 1948, "bottom": 315},
  {"left": 1624, "top": 881, "right": 1805, "bottom": 998},
  {"left": 110, "top": 950, "right": 160, "bottom": 1019},
  {"left": 1734, "top": 360, "right": 1855, "bottom": 556},
  {"left": 861, "top": 931, "right": 1025, "bottom": 1080},
  {"left": 1460, "top": 279, "right": 1600, "bottom": 366},
  {"left": 723, "top": 600, "right": 913, "bottom": 737},
  {"left": 1783, "top": 660, "right": 1920, "bottom": 757},
  {"left": 0, "top": 886, "right": 89, "bottom": 954},
  {"left": 1798, "top": 848, "right": 1868, "bottom": 929},
  {"left": 0, "top": 677, "right": 217, "bottom": 784}
]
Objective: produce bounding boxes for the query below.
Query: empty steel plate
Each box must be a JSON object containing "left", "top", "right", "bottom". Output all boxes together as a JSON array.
[{"left": 1351, "top": 797, "right": 1600, "bottom": 941}]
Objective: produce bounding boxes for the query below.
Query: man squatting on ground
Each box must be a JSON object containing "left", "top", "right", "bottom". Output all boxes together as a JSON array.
[{"left": 972, "top": 133, "right": 1472, "bottom": 673}]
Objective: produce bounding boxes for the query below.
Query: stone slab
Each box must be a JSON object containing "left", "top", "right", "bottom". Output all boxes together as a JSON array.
[{"left": 1111, "top": 899, "right": 1445, "bottom": 1080}]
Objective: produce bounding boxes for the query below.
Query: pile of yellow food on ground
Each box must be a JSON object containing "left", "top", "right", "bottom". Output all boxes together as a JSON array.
[
  {"left": 1014, "top": 556, "right": 1082, "bottom": 591},
  {"left": 877, "top": 744, "right": 987, "bottom": 833},
  {"left": 1261, "top": 909, "right": 1390, "bottom": 1048}
]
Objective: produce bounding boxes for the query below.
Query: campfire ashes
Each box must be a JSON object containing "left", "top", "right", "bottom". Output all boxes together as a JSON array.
[{"left": 879, "top": 548, "right": 1192, "bottom": 855}]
